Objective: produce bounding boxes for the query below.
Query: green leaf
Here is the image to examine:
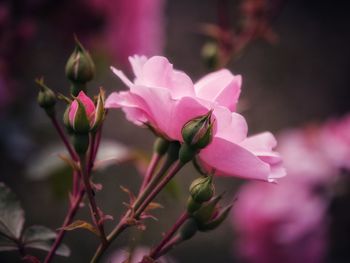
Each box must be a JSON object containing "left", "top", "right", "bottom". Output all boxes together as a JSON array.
[
  {"left": 25, "top": 240, "right": 70, "bottom": 257},
  {"left": 0, "top": 183, "right": 25, "bottom": 239}
]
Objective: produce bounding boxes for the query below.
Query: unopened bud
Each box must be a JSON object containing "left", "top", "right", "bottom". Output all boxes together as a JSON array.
[
  {"left": 36, "top": 78, "right": 56, "bottom": 117},
  {"left": 189, "top": 176, "right": 214, "bottom": 203},
  {"left": 63, "top": 106, "right": 74, "bottom": 133},
  {"left": 182, "top": 110, "right": 213, "bottom": 150},
  {"left": 201, "top": 41, "right": 219, "bottom": 70},
  {"left": 198, "top": 204, "right": 233, "bottom": 232},
  {"left": 65, "top": 37, "right": 95, "bottom": 95},
  {"left": 68, "top": 91, "right": 96, "bottom": 134},
  {"left": 193, "top": 194, "right": 222, "bottom": 226},
  {"left": 186, "top": 197, "right": 202, "bottom": 214},
  {"left": 69, "top": 99, "right": 91, "bottom": 134},
  {"left": 90, "top": 88, "right": 106, "bottom": 132}
]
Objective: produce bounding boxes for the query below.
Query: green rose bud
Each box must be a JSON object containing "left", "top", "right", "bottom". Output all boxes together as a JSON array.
[
  {"left": 189, "top": 176, "right": 215, "bottom": 203},
  {"left": 36, "top": 78, "right": 56, "bottom": 117},
  {"left": 65, "top": 37, "right": 95, "bottom": 95},
  {"left": 182, "top": 110, "right": 213, "bottom": 150},
  {"left": 201, "top": 41, "right": 219, "bottom": 70},
  {"left": 198, "top": 204, "right": 233, "bottom": 232},
  {"left": 192, "top": 194, "right": 222, "bottom": 226}
]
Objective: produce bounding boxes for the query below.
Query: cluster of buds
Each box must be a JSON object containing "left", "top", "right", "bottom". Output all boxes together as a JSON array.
[
  {"left": 179, "top": 110, "right": 214, "bottom": 164},
  {"left": 37, "top": 38, "right": 105, "bottom": 155},
  {"left": 180, "top": 176, "right": 232, "bottom": 241}
]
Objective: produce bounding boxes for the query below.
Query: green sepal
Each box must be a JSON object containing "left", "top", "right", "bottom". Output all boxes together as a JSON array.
[{"left": 198, "top": 204, "right": 233, "bottom": 232}]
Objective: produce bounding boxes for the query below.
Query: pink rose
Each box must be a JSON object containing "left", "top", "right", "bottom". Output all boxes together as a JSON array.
[{"left": 106, "top": 55, "right": 284, "bottom": 181}]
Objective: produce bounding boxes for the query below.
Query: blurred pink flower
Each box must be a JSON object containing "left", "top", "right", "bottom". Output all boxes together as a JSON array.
[
  {"left": 319, "top": 114, "right": 350, "bottom": 170},
  {"left": 277, "top": 128, "right": 338, "bottom": 187},
  {"left": 107, "top": 246, "right": 175, "bottom": 263},
  {"left": 106, "top": 55, "right": 285, "bottom": 181},
  {"left": 88, "top": 0, "right": 165, "bottom": 66},
  {"left": 232, "top": 181, "right": 328, "bottom": 263}
]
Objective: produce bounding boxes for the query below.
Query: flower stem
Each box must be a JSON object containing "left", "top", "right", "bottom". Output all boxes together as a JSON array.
[
  {"left": 80, "top": 154, "right": 108, "bottom": 246},
  {"left": 90, "top": 160, "right": 184, "bottom": 263},
  {"left": 49, "top": 115, "right": 78, "bottom": 161},
  {"left": 149, "top": 212, "right": 189, "bottom": 259},
  {"left": 157, "top": 235, "right": 182, "bottom": 258},
  {"left": 139, "top": 153, "right": 161, "bottom": 193},
  {"left": 135, "top": 160, "right": 183, "bottom": 217},
  {"left": 44, "top": 188, "right": 85, "bottom": 263}
]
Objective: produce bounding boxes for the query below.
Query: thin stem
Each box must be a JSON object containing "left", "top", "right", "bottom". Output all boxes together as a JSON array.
[
  {"left": 90, "top": 160, "right": 184, "bottom": 263},
  {"left": 44, "top": 188, "right": 85, "bottom": 263},
  {"left": 135, "top": 161, "right": 183, "bottom": 218},
  {"left": 156, "top": 235, "right": 182, "bottom": 258},
  {"left": 149, "top": 212, "right": 189, "bottom": 259},
  {"left": 49, "top": 115, "right": 78, "bottom": 161},
  {"left": 139, "top": 153, "right": 161, "bottom": 193},
  {"left": 80, "top": 155, "right": 108, "bottom": 246},
  {"left": 88, "top": 133, "right": 97, "bottom": 174},
  {"left": 133, "top": 155, "right": 176, "bottom": 212}
]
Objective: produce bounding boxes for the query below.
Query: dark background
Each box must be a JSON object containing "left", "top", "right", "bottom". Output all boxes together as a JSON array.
[{"left": 1, "top": 0, "right": 350, "bottom": 262}]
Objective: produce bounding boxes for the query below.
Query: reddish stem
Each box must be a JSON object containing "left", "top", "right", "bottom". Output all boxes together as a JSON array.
[
  {"left": 135, "top": 160, "right": 183, "bottom": 217},
  {"left": 80, "top": 155, "right": 108, "bottom": 246},
  {"left": 44, "top": 189, "right": 85, "bottom": 263},
  {"left": 49, "top": 116, "right": 78, "bottom": 161},
  {"left": 90, "top": 160, "right": 184, "bottom": 263},
  {"left": 149, "top": 212, "right": 189, "bottom": 259},
  {"left": 139, "top": 153, "right": 161, "bottom": 193}
]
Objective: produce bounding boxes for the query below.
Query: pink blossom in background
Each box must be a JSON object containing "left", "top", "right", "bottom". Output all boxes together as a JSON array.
[
  {"left": 107, "top": 247, "right": 175, "bottom": 263},
  {"left": 232, "top": 181, "right": 328, "bottom": 263},
  {"left": 277, "top": 128, "right": 338, "bottom": 187},
  {"left": 106, "top": 55, "right": 285, "bottom": 181},
  {"left": 319, "top": 114, "right": 350, "bottom": 171},
  {"left": 88, "top": 0, "right": 165, "bottom": 66},
  {"left": 231, "top": 117, "right": 350, "bottom": 263}
]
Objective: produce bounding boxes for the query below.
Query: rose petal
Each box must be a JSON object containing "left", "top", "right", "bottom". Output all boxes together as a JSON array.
[
  {"left": 199, "top": 137, "right": 274, "bottom": 181},
  {"left": 195, "top": 69, "right": 241, "bottom": 111}
]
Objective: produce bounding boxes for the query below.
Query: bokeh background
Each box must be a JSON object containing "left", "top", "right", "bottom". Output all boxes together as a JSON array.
[{"left": 1, "top": 0, "right": 350, "bottom": 262}]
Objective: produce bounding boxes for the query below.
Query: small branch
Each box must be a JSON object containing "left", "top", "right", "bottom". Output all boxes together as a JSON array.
[
  {"left": 44, "top": 188, "right": 85, "bottom": 263},
  {"left": 149, "top": 212, "right": 189, "bottom": 259},
  {"left": 156, "top": 235, "right": 182, "bottom": 259},
  {"left": 80, "top": 155, "right": 108, "bottom": 246},
  {"left": 49, "top": 115, "right": 78, "bottom": 161},
  {"left": 90, "top": 160, "right": 184, "bottom": 263},
  {"left": 139, "top": 153, "right": 161, "bottom": 193},
  {"left": 135, "top": 161, "right": 183, "bottom": 218}
]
